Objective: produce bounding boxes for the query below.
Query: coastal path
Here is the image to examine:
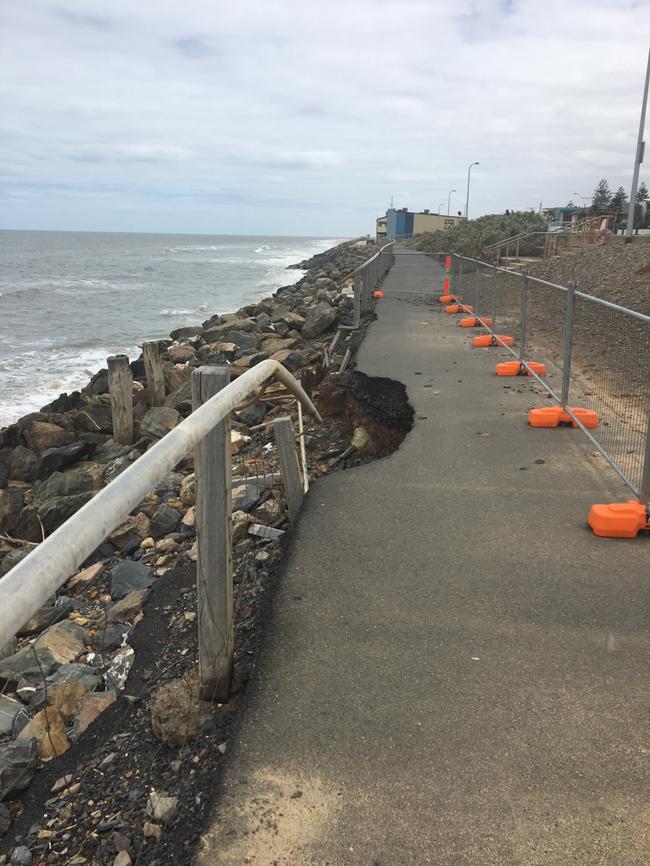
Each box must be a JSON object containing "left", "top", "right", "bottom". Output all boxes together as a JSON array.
[{"left": 196, "top": 250, "right": 649, "bottom": 865}]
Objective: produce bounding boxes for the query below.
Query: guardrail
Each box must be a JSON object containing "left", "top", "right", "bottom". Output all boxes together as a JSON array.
[
  {"left": 0, "top": 360, "right": 321, "bottom": 700},
  {"left": 483, "top": 216, "right": 618, "bottom": 267},
  {"left": 447, "top": 253, "right": 650, "bottom": 515}
]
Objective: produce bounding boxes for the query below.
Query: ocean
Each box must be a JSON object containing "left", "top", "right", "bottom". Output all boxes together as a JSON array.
[{"left": 0, "top": 231, "right": 340, "bottom": 427}]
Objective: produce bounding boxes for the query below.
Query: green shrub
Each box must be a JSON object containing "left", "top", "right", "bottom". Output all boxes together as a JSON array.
[{"left": 411, "top": 211, "right": 548, "bottom": 258}]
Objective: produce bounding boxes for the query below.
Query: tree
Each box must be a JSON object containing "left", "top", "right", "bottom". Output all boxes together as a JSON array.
[
  {"left": 590, "top": 179, "right": 612, "bottom": 215},
  {"left": 636, "top": 181, "right": 648, "bottom": 203},
  {"left": 610, "top": 186, "right": 627, "bottom": 214}
]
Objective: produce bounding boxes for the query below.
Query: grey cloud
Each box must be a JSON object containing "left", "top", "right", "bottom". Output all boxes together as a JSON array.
[
  {"left": 173, "top": 36, "right": 214, "bottom": 59},
  {"left": 50, "top": 6, "right": 114, "bottom": 30}
]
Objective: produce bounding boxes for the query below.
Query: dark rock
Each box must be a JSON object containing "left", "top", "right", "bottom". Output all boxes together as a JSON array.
[
  {"left": 17, "top": 596, "right": 75, "bottom": 635},
  {"left": 164, "top": 380, "right": 192, "bottom": 413},
  {"left": 170, "top": 325, "right": 203, "bottom": 341},
  {"left": 83, "top": 368, "right": 109, "bottom": 395},
  {"left": 0, "top": 547, "right": 29, "bottom": 578},
  {"left": 0, "top": 800, "right": 9, "bottom": 834},
  {"left": 70, "top": 396, "right": 114, "bottom": 433},
  {"left": 150, "top": 503, "right": 181, "bottom": 538},
  {"left": 96, "top": 622, "right": 133, "bottom": 651},
  {"left": 9, "top": 845, "right": 32, "bottom": 865},
  {"left": 0, "top": 738, "right": 39, "bottom": 797},
  {"left": 0, "top": 695, "right": 23, "bottom": 737},
  {"left": 270, "top": 349, "right": 305, "bottom": 372},
  {"left": 139, "top": 407, "right": 181, "bottom": 440},
  {"left": 231, "top": 481, "right": 262, "bottom": 513},
  {"left": 39, "top": 390, "right": 83, "bottom": 414},
  {"left": 36, "top": 440, "right": 96, "bottom": 479},
  {"left": 110, "top": 560, "right": 154, "bottom": 600},
  {"left": 0, "top": 465, "right": 7, "bottom": 489},
  {"left": 13, "top": 506, "right": 42, "bottom": 543},
  {"left": 0, "top": 487, "right": 25, "bottom": 532},
  {"left": 37, "top": 492, "right": 94, "bottom": 534},
  {"left": 130, "top": 357, "right": 146, "bottom": 379},
  {"left": 237, "top": 403, "right": 267, "bottom": 427},
  {"left": 36, "top": 463, "right": 103, "bottom": 502},
  {"left": 302, "top": 302, "right": 337, "bottom": 338},
  {"left": 7, "top": 445, "right": 38, "bottom": 482}
]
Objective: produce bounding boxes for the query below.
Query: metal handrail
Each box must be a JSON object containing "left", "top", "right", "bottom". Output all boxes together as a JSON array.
[
  {"left": 0, "top": 360, "right": 321, "bottom": 649},
  {"left": 338, "top": 241, "right": 395, "bottom": 286}
]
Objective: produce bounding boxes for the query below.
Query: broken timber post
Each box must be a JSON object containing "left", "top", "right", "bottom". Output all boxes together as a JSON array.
[
  {"left": 107, "top": 354, "right": 133, "bottom": 445},
  {"left": 273, "top": 416, "right": 304, "bottom": 524},
  {"left": 143, "top": 341, "right": 166, "bottom": 407}
]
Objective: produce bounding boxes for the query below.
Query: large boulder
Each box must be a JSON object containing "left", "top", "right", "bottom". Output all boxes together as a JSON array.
[
  {"left": 37, "top": 492, "right": 94, "bottom": 534},
  {"left": 22, "top": 420, "right": 75, "bottom": 452},
  {"left": 70, "top": 396, "right": 114, "bottom": 433},
  {"left": 302, "top": 303, "right": 337, "bottom": 339},
  {"left": 169, "top": 325, "right": 203, "bottom": 341},
  {"left": 168, "top": 345, "right": 196, "bottom": 364},
  {"left": 7, "top": 445, "right": 38, "bottom": 482},
  {"left": 270, "top": 349, "right": 305, "bottom": 372},
  {"left": 35, "top": 463, "right": 103, "bottom": 502},
  {"left": 0, "top": 487, "right": 25, "bottom": 532},
  {"left": 260, "top": 337, "right": 298, "bottom": 355},
  {"left": 36, "top": 440, "right": 95, "bottom": 479},
  {"left": 150, "top": 503, "right": 181, "bottom": 538},
  {"left": 140, "top": 406, "right": 181, "bottom": 440}
]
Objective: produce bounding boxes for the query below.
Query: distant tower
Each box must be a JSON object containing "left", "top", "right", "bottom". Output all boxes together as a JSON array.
[{"left": 389, "top": 193, "right": 394, "bottom": 209}]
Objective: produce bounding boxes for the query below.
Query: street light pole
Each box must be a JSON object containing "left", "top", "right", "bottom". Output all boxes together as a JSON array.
[
  {"left": 625, "top": 46, "right": 650, "bottom": 242},
  {"left": 438, "top": 202, "right": 445, "bottom": 214},
  {"left": 447, "top": 188, "right": 456, "bottom": 215},
  {"left": 465, "top": 162, "right": 479, "bottom": 219}
]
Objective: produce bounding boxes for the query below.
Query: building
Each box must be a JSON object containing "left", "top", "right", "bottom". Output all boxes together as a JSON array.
[
  {"left": 542, "top": 206, "right": 579, "bottom": 230},
  {"left": 376, "top": 208, "right": 465, "bottom": 241}
]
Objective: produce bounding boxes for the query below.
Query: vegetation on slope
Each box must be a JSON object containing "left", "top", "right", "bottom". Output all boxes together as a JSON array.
[{"left": 411, "top": 211, "right": 548, "bottom": 258}]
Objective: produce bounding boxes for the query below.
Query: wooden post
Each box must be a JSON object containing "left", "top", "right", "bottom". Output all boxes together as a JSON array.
[
  {"left": 107, "top": 354, "right": 133, "bottom": 445},
  {"left": 191, "top": 366, "right": 233, "bottom": 701},
  {"left": 143, "top": 341, "right": 166, "bottom": 407},
  {"left": 273, "top": 416, "right": 304, "bottom": 524}
]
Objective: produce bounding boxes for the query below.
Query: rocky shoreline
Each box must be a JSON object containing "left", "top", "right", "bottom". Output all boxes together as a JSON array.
[{"left": 0, "top": 238, "right": 411, "bottom": 864}]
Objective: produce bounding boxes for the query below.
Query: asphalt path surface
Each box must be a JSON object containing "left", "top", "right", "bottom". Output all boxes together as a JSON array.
[{"left": 196, "top": 251, "right": 649, "bottom": 865}]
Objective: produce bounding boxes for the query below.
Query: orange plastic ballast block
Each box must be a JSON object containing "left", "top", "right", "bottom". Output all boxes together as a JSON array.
[
  {"left": 459, "top": 316, "right": 493, "bottom": 328},
  {"left": 444, "top": 304, "right": 474, "bottom": 314},
  {"left": 472, "top": 334, "right": 514, "bottom": 347},
  {"left": 438, "top": 294, "right": 455, "bottom": 303},
  {"left": 372, "top": 290, "right": 384, "bottom": 299},
  {"left": 445, "top": 255, "right": 451, "bottom": 272},
  {"left": 528, "top": 406, "right": 599, "bottom": 429},
  {"left": 495, "top": 360, "right": 547, "bottom": 377},
  {"left": 588, "top": 500, "right": 648, "bottom": 538}
]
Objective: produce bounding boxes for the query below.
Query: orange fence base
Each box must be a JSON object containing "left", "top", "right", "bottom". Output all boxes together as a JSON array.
[
  {"left": 495, "top": 360, "right": 547, "bottom": 377},
  {"left": 372, "top": 290, "right": 384, "bottom": 299},
  {"left": 473, "top": 334, "right": 514, "bottom": 348},
  {"left": 588, "top": 500, "right": 649, "bottom": 538},
  {"left": 460, "top": 316, "right": 493, "bottom": 328},
  {"left": 444, "top": 303, "right": 474, "bottom": 314},
  {"left": 528, "top": 405, "right": 599, "bottom": 429},
  {"left": 438, "top": 295, "right": 455, "bottom": 303}
]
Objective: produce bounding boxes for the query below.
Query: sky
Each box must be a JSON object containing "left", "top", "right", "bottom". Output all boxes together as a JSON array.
[{"left": 1, "top": 0, "right": 649, "bottom": 236}]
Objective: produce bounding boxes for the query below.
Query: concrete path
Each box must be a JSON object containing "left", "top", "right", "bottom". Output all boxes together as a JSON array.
[{"left": 196, "top": 252, "right": 649, "bottom": 865}]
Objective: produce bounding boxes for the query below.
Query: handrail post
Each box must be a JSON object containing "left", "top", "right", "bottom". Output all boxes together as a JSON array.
[
  {"left": 192, "top": 366, "right": 233, "bottom": 701},
  {"left": 273, "top": 416, "right": 304, "bottom": 523},
  {"left": 143, "top": 341, "right": 166, "bottom": 407},
  {"left": 107, "top": 354, "right": 133, "bottom": 445},
  {"left": 561, "top": 280, "right": 577, "bottom": 409},
  {"left": 519, "top": 268, "right": 529, "bottom": 360},
  {"left": 353, "top": 273, "right": 361, "bottom": 328}
]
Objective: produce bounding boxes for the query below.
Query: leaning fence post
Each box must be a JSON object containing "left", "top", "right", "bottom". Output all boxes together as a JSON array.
[
  {"left": 191, "top": 366, "right": 233, "bottom": 701},
  {"left": 353, "top": 273, "right": 361, "bottom": 328},
  {"left": 561, "top": 280, "right": 577, "bottom": 409},
  {"left": 273, "top": 416, "right": 304, "bottom": 523},
  {"left": 473, "top": 262, "right": 480, "bottom": 312},
  {"left": 519, "top": 268, "right": 529, "bottom": 360},
  {"left": 143, "top": 341, "right": 166, "bottom": 407},
  {"left": 458, "top": 257, "right": 463, "bottom": 297},
  {"left": 491, "top": 264, "right": 498, "bottom": 332},
  {"left": 640, "top": 411, "right": 650, "bottom": 506},
  {"left": 107, "top": 354, "right": 133, "bottom": 445}
]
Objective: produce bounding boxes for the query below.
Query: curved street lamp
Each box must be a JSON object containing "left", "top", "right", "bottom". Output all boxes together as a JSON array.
[
  {"left": 447, "top": 188, "right": 456, "bottom": 215},
  {"left": 465, "top": 162, "right": 480, "bottom": 219},
  {"left": 438, "top": 202, "right": 445, "bottom": 214}
]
